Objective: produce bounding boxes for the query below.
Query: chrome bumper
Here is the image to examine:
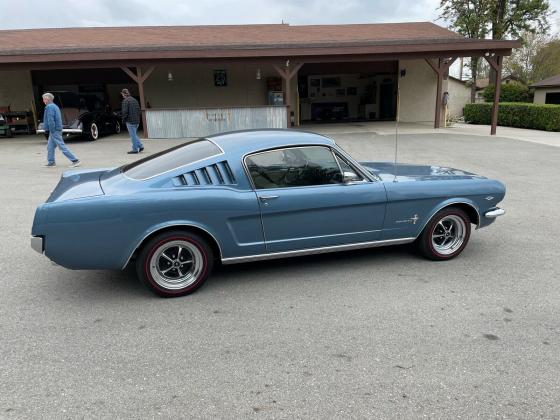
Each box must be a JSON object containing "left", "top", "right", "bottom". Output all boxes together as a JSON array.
[
  {"left": 485, "top": 208, "right": 506, "bottom": 218},
  {"left": 31, "top": 236, "right": 44, "bottom": 254},
  {"left": 37, "top": 129, "right": 83, "bottom": 134}
]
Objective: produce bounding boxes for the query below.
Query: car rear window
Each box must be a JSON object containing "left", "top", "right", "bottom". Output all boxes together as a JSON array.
[{"left": 122, "top": 139, "right": 222, "bottom": 180}]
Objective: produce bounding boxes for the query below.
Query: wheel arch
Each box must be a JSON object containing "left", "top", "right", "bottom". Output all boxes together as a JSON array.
[
  {"left": 123, "top": 224, "right": 223, "bottom": 269},
  {"left": 417, "top": 200, "right": 480, "bottom": 239}
]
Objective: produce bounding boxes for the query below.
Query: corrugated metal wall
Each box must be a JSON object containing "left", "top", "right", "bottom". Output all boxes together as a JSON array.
[{"left": 146, "top": 106, "right": 287, "bottom": 138}]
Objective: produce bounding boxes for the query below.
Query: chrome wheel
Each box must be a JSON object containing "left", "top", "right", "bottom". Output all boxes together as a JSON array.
[
  {"left": 149, "top": 240, "right": 204, "bottom": 290},
  {"left": 90, "top": 122, "right": 99, "bottom": 140},
  {"left": 431, "top": 215, "right": 466, "bottom": 255},
  {"left": 115, "top": 121, "right": 121, "bottom": 134}
]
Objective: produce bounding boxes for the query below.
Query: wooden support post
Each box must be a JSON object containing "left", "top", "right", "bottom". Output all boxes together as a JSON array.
[
  {"left": 120, "top": 65, "right": 155, "bottom": 138},
  {"left": 425, "top": 57, "right": 457, "bottom": 129},
  {"left": 484, "top": 55, "right": 502, "bottom": 135},
  {"left": 273, "top": 61, "right": 303, "bottom": 128}
]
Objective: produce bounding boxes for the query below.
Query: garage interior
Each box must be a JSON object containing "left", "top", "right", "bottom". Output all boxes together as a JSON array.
[
  {"left": 297, "top": 61, "right": 397, "bottom": 123},
  {"left": 30, "top": 68, "right": 138, "bottom": 124},
  {"left": 28, "top": 61, "right": 398, "bottom": 127}
]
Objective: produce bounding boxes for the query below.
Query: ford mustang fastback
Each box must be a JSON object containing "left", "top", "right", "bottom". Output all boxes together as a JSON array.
[{"left": 31, "top": 129, "right": 506, "bottom": 297}]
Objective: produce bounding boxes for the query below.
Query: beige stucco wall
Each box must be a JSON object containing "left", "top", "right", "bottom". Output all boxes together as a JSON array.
[
  {"left": 534, "top": 87, "right": 560, "bottom": 104},
  {"left": 0, "top": 70, "right": 34, "bottom": 111},
  {"left": 398, "top": 60, "right": 437, "bottom": 123},
  {"left": 447, "top": 78, "right": 471, "bottom": 117},
  {"left": 143, "top": 62, "right": 296, "bottom": 111}
]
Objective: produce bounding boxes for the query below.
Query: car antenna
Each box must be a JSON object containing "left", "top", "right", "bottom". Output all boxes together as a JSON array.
[{"left": 394, "top": 68, "right": 405, "bottom": 183}]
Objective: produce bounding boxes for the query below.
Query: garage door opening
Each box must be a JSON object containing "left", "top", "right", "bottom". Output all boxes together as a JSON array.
[{"left": 298, "top": 61, "right": 397, "bottom": 124}]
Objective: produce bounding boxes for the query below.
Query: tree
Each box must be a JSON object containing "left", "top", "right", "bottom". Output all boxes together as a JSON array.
[
  {"left": 439, "top": 0, "right": 491, "bottom": 103},
  {"left": 488, "top": 0, "right": 552, "bottom": 82},
  {"left": 503, "top": 32, "right": 550, "bottom": 83},
  {"left": 531, "top": 38, "right": 560, "bottom": 82},
  {"left": 439, "top": 0, "right": 553, "bottom": 99},
  {"left": 490, "top": 0, "right": 552, "bottom": 41}
]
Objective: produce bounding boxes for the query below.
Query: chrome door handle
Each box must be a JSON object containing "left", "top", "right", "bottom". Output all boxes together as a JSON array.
[{"left": 259, "top": 195, "right": 279, "bottom": 201}]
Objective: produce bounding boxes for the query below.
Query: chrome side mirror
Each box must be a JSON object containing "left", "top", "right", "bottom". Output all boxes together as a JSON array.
[{"left": 342, "top": 171, "right": 359, "bottom": 183}]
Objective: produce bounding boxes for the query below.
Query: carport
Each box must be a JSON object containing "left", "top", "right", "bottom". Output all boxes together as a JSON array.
[{"left": 0, "top": 23, "right": 520, "bottom": 138}]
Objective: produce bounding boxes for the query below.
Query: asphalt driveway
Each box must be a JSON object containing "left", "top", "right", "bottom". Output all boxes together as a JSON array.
[{"left": 0, "top": 129, "right": 558, "bottom": 418}]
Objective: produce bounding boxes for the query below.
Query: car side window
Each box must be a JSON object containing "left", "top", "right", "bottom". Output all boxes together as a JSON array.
[{"left": 246, "top": 146, "right": 343, "bottom": 189}]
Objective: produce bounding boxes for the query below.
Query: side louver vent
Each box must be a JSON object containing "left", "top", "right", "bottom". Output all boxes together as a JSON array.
[{"left": 173, "top": 161, "right": 236, "bottom": 186}]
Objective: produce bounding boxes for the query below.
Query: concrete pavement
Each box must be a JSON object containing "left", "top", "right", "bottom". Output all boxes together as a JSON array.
[{"left": 0, "top": 127, "right": 559, "bottom": 418}]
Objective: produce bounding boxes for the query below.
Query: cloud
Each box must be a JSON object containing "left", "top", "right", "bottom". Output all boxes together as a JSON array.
[{"left": 0, "top": 0, "right": 440, "bottom": 29}]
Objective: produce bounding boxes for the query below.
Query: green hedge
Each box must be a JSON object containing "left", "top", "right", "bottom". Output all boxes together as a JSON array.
[
  {"left": 464, "top": 102, "right": 560, "bottom": 132},
  {"left": 483, "top": 83, "right": 532, "bottom": 103}
]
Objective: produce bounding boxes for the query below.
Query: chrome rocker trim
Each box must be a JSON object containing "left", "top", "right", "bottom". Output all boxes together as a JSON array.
[
  {"left": 484, "top": 207, "right": 505, "bottom": 218},
  {"left": 221, "top": 237, "right": 416, "bottom": 265},
  {"left": 31, "top": 236, "right": 44, "bottom": 254}
]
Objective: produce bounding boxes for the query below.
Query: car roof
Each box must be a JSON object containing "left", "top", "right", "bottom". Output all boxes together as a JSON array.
[{"left": 206, "top": 129, "right": 335, "bottom": 155}]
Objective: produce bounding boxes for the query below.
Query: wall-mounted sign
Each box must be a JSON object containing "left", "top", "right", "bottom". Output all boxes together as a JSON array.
[{"left": 214, "top": 70, "right": 227, "bottom": 87}]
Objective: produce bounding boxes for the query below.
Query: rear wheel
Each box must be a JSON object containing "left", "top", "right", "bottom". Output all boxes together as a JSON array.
[
  {"left": 89, "top": 122, "right": 99, "bottom": 141},
  {"left": 136, "top": 231, "right": 213, "bottom": 297},
  {"left": 417, "top": 207, "right": 471, "bottom": 260}
]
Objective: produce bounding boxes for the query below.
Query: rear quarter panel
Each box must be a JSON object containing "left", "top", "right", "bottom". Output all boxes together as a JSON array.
[{"left": 39, "top": 187, "right": 264, "bottom": 270}]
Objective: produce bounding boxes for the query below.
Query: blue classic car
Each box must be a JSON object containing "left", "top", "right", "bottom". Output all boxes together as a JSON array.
[{"left": 31, "top": 130, "right": 506, "bottom": 297}]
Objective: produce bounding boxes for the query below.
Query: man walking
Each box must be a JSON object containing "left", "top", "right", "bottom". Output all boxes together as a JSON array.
[
  {"left": 120, "top": 89, "right": 144, "bottom": 154},
  {"left": 42, "top": 93, "right": 80, "bottom": 168}
]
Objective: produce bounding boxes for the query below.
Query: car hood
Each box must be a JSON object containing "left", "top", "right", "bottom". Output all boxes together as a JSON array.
[{"left": 360, "top": 161, "right": 486, "bottom": 182}]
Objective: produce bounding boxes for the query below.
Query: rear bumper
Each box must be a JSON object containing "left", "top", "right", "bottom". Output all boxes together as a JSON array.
[
  {"left": 31, "top": 236, "right": 44, "bottom": 254},
  {"left": 485, "top": 207, "right": 506, "bottom": 218}
]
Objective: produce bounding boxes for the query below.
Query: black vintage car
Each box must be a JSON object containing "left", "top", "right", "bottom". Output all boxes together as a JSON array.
[{"left": 37, "top": 91, "right": 122, "bottom": 141}]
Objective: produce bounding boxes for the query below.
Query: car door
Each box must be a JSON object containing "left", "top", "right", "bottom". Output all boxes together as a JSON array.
[{"left": 245, "top": 145, "right": 387, "bottom": 253}]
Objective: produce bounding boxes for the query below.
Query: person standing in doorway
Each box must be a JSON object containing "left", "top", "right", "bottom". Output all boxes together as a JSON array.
[
  {"left": 120, "top": 89, "right": 144, "bottom": 154},
  {"left": 42, "top": 93, "right": 80, "bottom": 168}
]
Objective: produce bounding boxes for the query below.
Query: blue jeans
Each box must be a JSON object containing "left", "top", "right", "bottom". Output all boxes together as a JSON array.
[
  {"left": 126, "top": 123, "right": 143, "bottom": 151},
  {"left": 47, "top": 131, "right": 77, "bottom": 164}
]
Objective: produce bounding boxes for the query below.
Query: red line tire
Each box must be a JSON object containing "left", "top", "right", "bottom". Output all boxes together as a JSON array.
[
  {"left": 136, "top": 230, "right": 213, "bottom": 297},
  {"left": 417, "top": 207, "right": 471, "bottom": 261}
]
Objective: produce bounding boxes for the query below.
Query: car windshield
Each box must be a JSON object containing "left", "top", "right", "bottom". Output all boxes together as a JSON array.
[{"left": 122, "top": 139, "right": 222, "bottom": 180}]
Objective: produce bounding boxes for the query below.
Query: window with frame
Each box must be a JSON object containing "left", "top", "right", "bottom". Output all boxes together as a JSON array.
[{"left": 246, "top": 146, "right": 345, "bottom": 189}]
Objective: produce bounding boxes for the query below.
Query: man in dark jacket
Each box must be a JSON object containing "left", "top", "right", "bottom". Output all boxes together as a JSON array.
[{"left": 121, "top": 89, "right": 144, "bottom": 154}]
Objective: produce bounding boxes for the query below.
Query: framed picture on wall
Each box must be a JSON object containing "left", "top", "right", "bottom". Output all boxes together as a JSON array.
[
  {"left": 214, "top": 70, "right": 227, "bottom": 87},
  {"left": 322, "top": 77, "right": 341, "bottom": 88}
]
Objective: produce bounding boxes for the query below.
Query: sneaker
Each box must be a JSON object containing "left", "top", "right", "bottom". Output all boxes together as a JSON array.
[
  {"left": 69, "top": 160, "right": 81, "bottom": 168},
  {"left": 127, "top": 150, "right": 139, "bottom": 154},
  {"left": 44, "top": 162, "right": 56, "bottom": 167},
  {"left": 139, "top": 147, "right": 144, "bottom": 152}
]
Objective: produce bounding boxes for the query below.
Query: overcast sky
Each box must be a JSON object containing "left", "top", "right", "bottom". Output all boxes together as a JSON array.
[
  {"left": 1, "top": 0, "right": 558, "bottom": 33},
  {"left": 1, "top": 0, "right": 558, "bottom": 79}
]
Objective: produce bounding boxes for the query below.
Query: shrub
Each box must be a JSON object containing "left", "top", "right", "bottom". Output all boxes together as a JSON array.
[
  {"left": 483, "top": 83, "right": 532, "bottom": 103},
  {"left": 464, "top": 102, "right": 560, "bottom": 131}
]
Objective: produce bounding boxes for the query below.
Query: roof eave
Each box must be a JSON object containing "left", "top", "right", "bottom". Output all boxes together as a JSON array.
[{"left": 0, "top": 39, "right": 521, "bottom": 65}]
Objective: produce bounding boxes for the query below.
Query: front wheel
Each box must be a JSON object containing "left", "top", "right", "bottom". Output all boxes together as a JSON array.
[
  {"left": 114, "top": 120, "right": 121, "bottom": 134},
  {"left": 417, "top": 207, "right": 471, "bottom": 260},
  {"left": 136, "top": 231, "right": 213, "bottom": 297}
]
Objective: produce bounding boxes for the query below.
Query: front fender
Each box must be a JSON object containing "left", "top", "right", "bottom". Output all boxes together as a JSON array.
[{"left": 415, "top": 198, "right": 480, "bottom": 237}]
